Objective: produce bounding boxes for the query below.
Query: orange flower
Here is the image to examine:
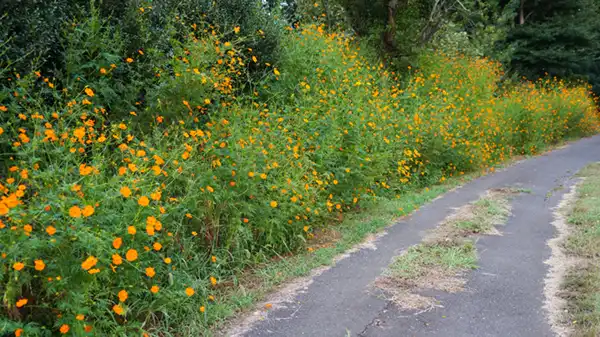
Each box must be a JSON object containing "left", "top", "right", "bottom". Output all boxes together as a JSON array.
[
  {"left": 146, "top": 223, "right": 155, "bottom": 236},
  {"left": 73, "top": 127, "right": 85, "bottom": 139},
  {"left": 13, "top": 262, "right": 24, "bottom": 271},
  {"left": 145, "top": 267, "right": 156, "bottom": 278},
  {"left": 112, "top": 237, "right": 122, "bottom": 249},
  {"left": 113, "top": 304, "right": 124, "bottom": 315},
  {"left": 69, "top": 206, "right": 82, "bottom": 218},
  {"left": 118, "top": 289, "right": 128, "bottom": 302},
  {"left": 185, "top": 287, "right": 195, "bottom": 297},
  {"left": 82, "top": 205, "right": 94, "bottom": 217},
  {"left": 150, "top": 285, "right": 159, "bottom": 294},
  {"left": 81, "top": 256, "right": 98, "bottom": 271},
  {"left": 126, "top": 58, "right": 134, "bottom": 63},
  {"left": 200, "top": 306, "right": 205, "bottom": 312},
  {"left": 84, "top": 325, "right": 93, "bottom": 333},
  {"left": 150, "top": 191, "right": 161, "bottom": 201},
  {"left": 210, "top": 276, "right": 217, "bottom": 286},
  {"left": 270, "top": 201, "right": 278, "bottom": 208},
  {"left": 125, "top": 249, "right": 138, "bottom": 262},
  {"left": 152, "top": 242, "right": 162, "bottom": 251},
  {"left": 112, "top": 254, "right": 123, "bottom": 265},
  {"left": 211, "top": 255, "right": 217, "bottom": 263},
  {"left": 120, "top": 186, "right": 132, "bottom": 198},
  {"left": 15, "top": 328, "right": 23, "bottom": 337},
  {"left": 138, "top": 196, "right": 149, "bottom": 207},
  {"left": 60, "top": 324, "right": 70, "bottom": 334},
  {"left": 46, "top": 226, "right": 56, "bottom": 235},
  {"left": 84, "top": 88, "right": 94, "bottom": 97},
  {"left": 16, "top": 298, "right": 28, "bottom": 307},
  {"left": 128, "top": 226, "right": 137, "bottom": 235},
  {"left": 34, "top": 259, "right": 45, "bottom": 271}
]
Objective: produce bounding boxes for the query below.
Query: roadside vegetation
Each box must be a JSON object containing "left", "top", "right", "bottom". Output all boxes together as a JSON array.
[
  {"left": 560, "top": 164, "right": 600, "bottom": 336},
  {"left": 1, "top": 0, "right": 600, "bottom": 336}
]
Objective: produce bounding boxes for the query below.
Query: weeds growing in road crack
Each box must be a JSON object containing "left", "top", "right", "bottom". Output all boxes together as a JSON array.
[{"left": 375, "top": 188, "right": 519, "bottom": 310}]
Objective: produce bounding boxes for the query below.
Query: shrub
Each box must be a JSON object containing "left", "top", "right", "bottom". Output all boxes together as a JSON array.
[{"left": 0, "top": 23, "right": 598, "bottom": 336}]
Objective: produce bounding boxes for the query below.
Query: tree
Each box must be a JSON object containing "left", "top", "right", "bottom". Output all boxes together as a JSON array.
[{"left": 507, "top": 0, "right": 600, "bottom": 89}]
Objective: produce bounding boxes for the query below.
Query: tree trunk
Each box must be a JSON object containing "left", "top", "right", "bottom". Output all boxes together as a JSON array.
[
  {"left": 383, "top": 0, "right": 399, "bottom": 51},
  {"left": 519, "top": 0, "right": 525, "bottom": 24}
]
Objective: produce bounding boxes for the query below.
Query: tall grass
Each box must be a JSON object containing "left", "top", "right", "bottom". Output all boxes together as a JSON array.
[{"left": 0, "top": 22, "right": 598, "bottom": 336}]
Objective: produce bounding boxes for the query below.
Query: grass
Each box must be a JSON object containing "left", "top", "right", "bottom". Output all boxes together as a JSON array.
[
  {"left": 375, "top": 188, "right": 516, "bottom": 310},
  {"left": 562, "top": 163, "right": 600, "bottom": 336},
  {"left": 384, "top": 242, "right": 478, "bottom": 280}
]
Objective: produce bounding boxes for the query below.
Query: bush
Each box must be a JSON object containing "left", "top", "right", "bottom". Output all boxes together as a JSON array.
[{"left": 0, "top": 23, "right": 598, "bottom": 336}]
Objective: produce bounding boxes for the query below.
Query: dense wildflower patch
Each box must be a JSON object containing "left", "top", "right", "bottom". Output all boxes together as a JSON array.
[{"left": 0, "top": 23, "right": 598, "bottom": 336}]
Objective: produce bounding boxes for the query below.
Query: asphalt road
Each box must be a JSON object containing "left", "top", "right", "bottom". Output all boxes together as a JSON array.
[{"left": 239, "top": 135, "right": 600, "bottom": 337}]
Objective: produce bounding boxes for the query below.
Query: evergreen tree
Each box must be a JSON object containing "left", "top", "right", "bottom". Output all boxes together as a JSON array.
[{"left": 507, "top": 0, "right": 600, "bottom": 90}]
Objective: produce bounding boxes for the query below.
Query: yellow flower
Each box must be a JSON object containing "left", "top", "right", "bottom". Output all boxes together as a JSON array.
[
  {"left": 164, "top": 257, "right": 172, "bottom": 264},
  {"left": 274, "top": 68, "right": 280, "bottom": 76},
  {"left": 210, "top": 276, "right": 217, "bottom": 286},
  {"left": 206, "top": 186, "right": 214, "bottom": 193},
  {"left": 84, "top": 88, "right": 94, "bottom": 97},
  {"left": 120, "top": 186, "right": 132, "bottom": 198},
  {"left": 185, "top": 287, "right": 195, "bottom": 297},
  {"left": 126, "top": 249, "right": 138, "bottom": 262},
  {"left": 234, "top": 26, "right": 240, "bottom": 34},
  {"left": 76, "top": 314, "right": 85, "bottom": 321},
  {"left": 270, "top": 201, "right": 278, "bottom": 208}
]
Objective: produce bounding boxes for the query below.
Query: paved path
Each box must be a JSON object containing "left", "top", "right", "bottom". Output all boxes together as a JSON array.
[{"left": 241, "top": 135, "right": 600, "bottom": 337}]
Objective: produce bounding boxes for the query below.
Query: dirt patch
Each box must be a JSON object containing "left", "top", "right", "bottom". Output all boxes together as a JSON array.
[{"left": 375, "top": 188, "right": 517, "bottom": 310}]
